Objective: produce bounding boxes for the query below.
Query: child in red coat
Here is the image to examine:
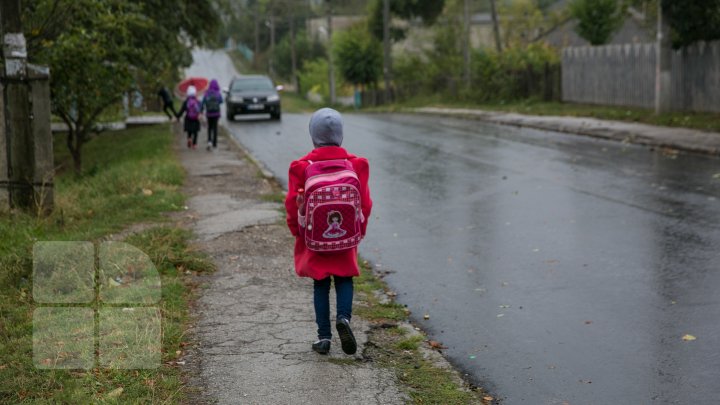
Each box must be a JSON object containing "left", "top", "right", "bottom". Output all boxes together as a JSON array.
[{"left": 285, "top": 108, "right": 372, "bottom": 355}]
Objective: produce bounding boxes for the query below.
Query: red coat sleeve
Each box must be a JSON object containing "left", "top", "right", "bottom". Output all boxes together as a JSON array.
[
  {"left": 352, "top": 157, "right": 373, "bottom": 236},
  {"left": 285, "top": 160, "right": 306, "bottom": 237}
]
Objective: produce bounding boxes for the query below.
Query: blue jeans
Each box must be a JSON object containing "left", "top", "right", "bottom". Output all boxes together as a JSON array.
[{"left": 313, "top": 276, "right": 353, "bottom": 340}]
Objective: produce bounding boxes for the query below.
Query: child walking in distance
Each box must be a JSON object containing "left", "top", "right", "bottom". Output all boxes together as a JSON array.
[
  {"left": 157, "top": 86, "right": 177, "bottom": 120},
  {"left": 176, "top": 85, "right": 201, "bottom": 149},
  {"left": 285, "top": 108, "right": 372, "bottom": 355},
  {"left": 201, "top": 79, "right": 223, "bottom": 150}
]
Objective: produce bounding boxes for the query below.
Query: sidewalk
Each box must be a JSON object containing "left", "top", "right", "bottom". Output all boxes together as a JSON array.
[
  {"left": 176, "top": 127, "right": 406, "bottom": 404},
  {"left": 414, "top": 107, "right": 720, "bottom": 155},
  {"left": 50, "top": 115, "right": 169, "bottom": 133}
]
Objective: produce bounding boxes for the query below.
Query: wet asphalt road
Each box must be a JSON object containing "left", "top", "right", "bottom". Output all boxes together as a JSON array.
[{"left": 190, "top": 51, "right": 720, "bottom": 404}]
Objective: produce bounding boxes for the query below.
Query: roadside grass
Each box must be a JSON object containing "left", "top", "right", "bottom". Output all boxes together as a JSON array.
[
  {"left": 281, "top": 92, "right": 318, "bottom": 114},
  {"left": 365, "top": 95, "right": 720, "bottom": 133},
  {"left": 0, "top": 125, "right": 213, "bottom": 403},
  {"left": 354, "top": 261, "right": 486, "bottom": 404}
]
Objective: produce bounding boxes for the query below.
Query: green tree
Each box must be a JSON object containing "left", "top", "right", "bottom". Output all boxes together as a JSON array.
[
  {"left": 22, "top": 0, "right": 218, "bottom": 174},
  {"left": 272, "top": 31, "right": 326, "bottom": 81},
  {"left": 367, "top": 0, "right": 446, "bottom": 41},
  {"left": 500, "top": 0, "right": 546, "bottom": 47},
  {"left": 333, "top": 23, "right": 383, "bottom": 89},
  {"left": 662, "top": 0, "right": 720, "bottom": 48},
  {"left": 570, "top": 0, "right": 627, "bottom": 45}
]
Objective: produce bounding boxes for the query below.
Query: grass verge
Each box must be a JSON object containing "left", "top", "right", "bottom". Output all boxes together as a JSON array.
[
  {"left": 0, "top": 125, "right": 214, "bottom": 403},
  {"left": 368, "top": 95, "right": 720, "bottom": 133},
  {"left": 354, "top": 260, "right": 488, "bottom": 404}
]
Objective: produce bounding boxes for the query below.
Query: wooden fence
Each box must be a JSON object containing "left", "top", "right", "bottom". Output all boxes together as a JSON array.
[{"left": 562, "top": 41, "right": 720, "bottom": 113}]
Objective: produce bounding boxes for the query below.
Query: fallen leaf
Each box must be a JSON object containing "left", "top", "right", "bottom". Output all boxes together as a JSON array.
[
  {"left": 0, "top": 364, "right": 6, "bottom": 370},
  {"left": 682, "top": 334, "right": 697, "bottom": 341},
  {"left": 483, "top": 396, "right": 494, "bottom": 401},
  {"left": 428, "top": 340, "right": 447, "bottom": 350},
  {"left": 142, "top": 188, "right": 153, "bottom": 196},
  {"left": 106, "top": 387, "right": 123, "bottom": 398}
]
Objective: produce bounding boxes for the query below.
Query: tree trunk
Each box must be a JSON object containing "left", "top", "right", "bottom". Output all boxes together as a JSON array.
[{"left": 66, "top": 124, "right": 86, "bottom": 176}]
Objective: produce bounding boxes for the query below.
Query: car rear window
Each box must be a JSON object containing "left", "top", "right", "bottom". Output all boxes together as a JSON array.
[{"left": 231, "top": 78, "right": 274, "bottom": 91}]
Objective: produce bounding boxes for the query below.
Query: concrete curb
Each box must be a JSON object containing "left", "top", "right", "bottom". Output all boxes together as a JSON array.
[{"left": 412, "top": 107, "right": 720, "bottom": 156}]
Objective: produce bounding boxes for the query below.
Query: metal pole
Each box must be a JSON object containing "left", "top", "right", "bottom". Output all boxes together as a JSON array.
[
  {"left": 489, "top": 0, "right": 502, "bottom": 53},
  {"left": 290, "top": 17, "right": 299, "bottom": 92},
  {"left": 654, "top": 2, "right": 671, "bottom": 114},
  {"left": 269, "top": 15, "right": 276, "bottom": 77},
  {"left": 463, "top": 0, "right": 471, "bottom": 88},
  {"left": 326, "top": 1, "right": 336, "bottom": 104},
  {"left": 383, "top": 0, "right": 392, "bottom": 103}
]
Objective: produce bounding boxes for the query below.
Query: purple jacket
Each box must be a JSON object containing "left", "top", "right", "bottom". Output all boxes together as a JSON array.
[{"left": 201, "top": 79, "right": 223, "bottom": 118}]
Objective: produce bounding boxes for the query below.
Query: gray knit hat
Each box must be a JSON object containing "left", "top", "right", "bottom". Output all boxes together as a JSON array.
[{"left": 309, "top": 108, "right": 343, "bottom": 147}]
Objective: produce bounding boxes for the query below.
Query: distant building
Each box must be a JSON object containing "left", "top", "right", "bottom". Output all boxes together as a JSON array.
[
  {"left": 397, "top": 6, "right": 655, "bottom": 55},
  {"left": 306, "top": 16, "right": 365, "bottom": 42}
]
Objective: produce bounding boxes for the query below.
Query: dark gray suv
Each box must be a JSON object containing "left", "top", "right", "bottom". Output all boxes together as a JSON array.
[{"left": 225, "top": 75, "right": 282, "bottom": 121}]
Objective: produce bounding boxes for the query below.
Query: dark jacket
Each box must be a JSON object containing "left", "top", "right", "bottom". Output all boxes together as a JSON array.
[{"left": 158, "top": 87, "right": 173, "bottom": 105}]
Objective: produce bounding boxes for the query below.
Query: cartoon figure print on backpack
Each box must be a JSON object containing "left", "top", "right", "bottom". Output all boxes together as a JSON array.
[{"left": 284, "top": 108, "right": 373, "bottom": 356}]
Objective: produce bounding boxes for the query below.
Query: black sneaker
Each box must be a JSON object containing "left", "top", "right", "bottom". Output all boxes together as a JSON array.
[
  {"left": 336, "top": 317, "right": 357, "bottom": 355},
  {"left": 312, "top": 339, "right": 331, "bottom": 355}
]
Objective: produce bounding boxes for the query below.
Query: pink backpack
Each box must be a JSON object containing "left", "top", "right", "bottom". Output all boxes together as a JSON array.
[{"left": 299, "top": 159, "right": 364, "bottom": 252}]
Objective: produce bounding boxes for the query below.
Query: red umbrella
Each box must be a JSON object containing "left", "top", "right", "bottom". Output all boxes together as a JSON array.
[{"left": 177, "top": 77, "right": 209, "bottom": 95}]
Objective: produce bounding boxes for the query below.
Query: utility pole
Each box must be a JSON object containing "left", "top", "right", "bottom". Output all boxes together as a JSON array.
[
  {"left": 289, "top": 16, "right": 299, "bottom": 93},
  {"left": 268, "top": 15, "right": 276, "bottom": 77},
  {"left": 253, "top": 4, "right": 260, "bottom": 69},
  {"left": 326, "top": 0, "right": 336, "bottom": 105},
  {"left": 383, "top": 0, "right": 392, "bottom": 103},
  {"left": 654, "top": 2, "right": 671, "bottom": 114},
  {"left": 489, "top": 0, "right": 502, "bottom": 53},
  {"left": 1, "top": 0, "right": 54, "bottom": 212},
  {"left": 463, "top": 0, "right": 471, "bottom": 88}
]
